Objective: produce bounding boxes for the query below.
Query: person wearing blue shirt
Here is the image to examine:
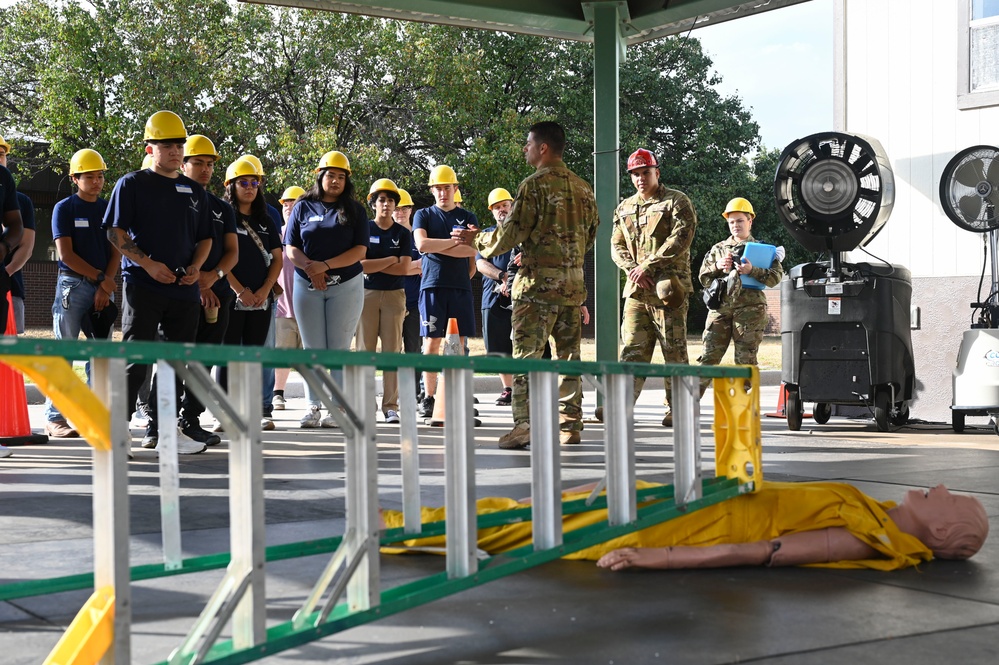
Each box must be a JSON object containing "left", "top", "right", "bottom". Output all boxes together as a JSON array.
[
  {"left": 0, "top": 141, "right": 36, "bottom": 337},
  {"left": 0, "top": 136, "right": 24, "bottom": 339},
  {"left": 284, "top": 151, "right": 367, "bottom": 428},
  {"left": 475, "top": 188, "right": 516, "bottom": 407},
  {"left": 175, "top": 135, "right": 238, "bottom": 446},
  {"left": 0, "top": 136, "right": 24, "bottom": 459},
  {"left": 412, "top": 165, "right": 478, "bottom": 418},
  {"left": 103, "top": 111, "right": 213, "bottom": 455},
  {"left": 357, "top": 178, "right": 412, "bottom": 424},
  {"left": 216, "top": 158, "right": 283, "bottom": 412},
  {"left": 43, "top": 149, "right": 120, "bottom": 438},
  {"left": 392, "top": 188, "right": 423, "bottom": 358}
]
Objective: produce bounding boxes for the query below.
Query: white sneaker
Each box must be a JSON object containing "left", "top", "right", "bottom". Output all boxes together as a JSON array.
[
  {"left": 384, "top": 410, "right": 400, "bottom": 424},
  {"left": 300, "top": 405, "right": 322, "bottom": 428},
  {"left": 261, "top": 418, "right": 275, "bottom": 431},
  {"left": 0, "top": 444, "right": 12, "bottom": 458},
  {"left": 152, "top": 434, "right": 207, "bottom": 455},
  {"left": 272, "top": 395, "right": 286, "bottom": 410},
  {"left": 320, "top": 411, "right": 340, "bottom": 428}
]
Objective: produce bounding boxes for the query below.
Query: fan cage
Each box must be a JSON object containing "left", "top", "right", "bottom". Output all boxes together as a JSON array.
[{"left": 940, "top": 146, "right": 999, "bottom": 233}]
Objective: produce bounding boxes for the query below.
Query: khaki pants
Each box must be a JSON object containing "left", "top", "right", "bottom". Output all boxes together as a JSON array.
[{"left": 357, "top": 288, "right": 406, "bottom": 413}]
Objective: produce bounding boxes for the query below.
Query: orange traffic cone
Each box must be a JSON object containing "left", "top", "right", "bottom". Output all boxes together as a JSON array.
[
  {"left": 764, "top": 382, "right": 789, "bottom": 418},
  {"left": 0, "top": 292, "right": 48, "bottom": 445},
  {"left": 430, "top": 318, "right": 480, "bottom": 427}
]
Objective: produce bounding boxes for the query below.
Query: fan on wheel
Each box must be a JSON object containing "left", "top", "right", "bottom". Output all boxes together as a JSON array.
[{"left": 942, "top": 145, "right": 999, "bottom": 434}]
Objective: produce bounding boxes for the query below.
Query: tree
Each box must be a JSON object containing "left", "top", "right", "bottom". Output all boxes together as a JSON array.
[{"left": 0, "top": 0, "right": 765, "bottom": 292}]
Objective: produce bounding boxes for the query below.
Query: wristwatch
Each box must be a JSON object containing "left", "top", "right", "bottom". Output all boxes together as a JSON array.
[
  {"left": 93, "top": 272, "right": 106, "bottom": 284},
  {"left": 216, "top": 269, "right": 225, "bottom": 281}
]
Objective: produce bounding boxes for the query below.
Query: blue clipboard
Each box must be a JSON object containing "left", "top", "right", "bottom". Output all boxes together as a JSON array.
[{"left": 740, "top": 242, "right": 776, "bottom": 290}]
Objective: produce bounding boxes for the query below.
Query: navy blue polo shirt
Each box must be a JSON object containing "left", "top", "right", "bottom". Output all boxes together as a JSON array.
[
  {"left": 204, "top": 194, "right": 238, "bottom": 298},
  {"left": 413, "top": 205, "right": 477, "bottom": 291},
  {"left": 7, "top": 192, "right": 35, "bottom": 299},
  {"left": 364, "top": 220, "right": 411, "bottom": 291},
  {"left": 233, "top": 211, "right": 282, "bottom": 292},
  {"left": 102, "top": 169, "right": 213, "bottom": 302},
  {"left": 476, "top": 248, "right": 512, "bottom": 311},
  {"left": 284, "top": 198, "right": 368, "bottom": 282},
  {"left": 0, "top": 165, "right": 17, "bottom": 215},
  {"left": 52, "top": 193, "right": 110, "bottom": 275}
]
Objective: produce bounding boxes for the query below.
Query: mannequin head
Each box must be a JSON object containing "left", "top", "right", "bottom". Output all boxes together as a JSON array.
[{"left": 901, "top": 485, "right": 989, "bottom": 560}]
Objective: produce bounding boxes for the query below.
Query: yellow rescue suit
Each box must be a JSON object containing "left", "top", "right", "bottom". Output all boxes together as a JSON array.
[{"left": 382, "top": 481, "right": 933, "bottom": 570}]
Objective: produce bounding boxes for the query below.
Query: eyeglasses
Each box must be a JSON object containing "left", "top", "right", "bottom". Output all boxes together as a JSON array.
[{"left": 236, "top": 179, "right": 261, "bottom": 189}]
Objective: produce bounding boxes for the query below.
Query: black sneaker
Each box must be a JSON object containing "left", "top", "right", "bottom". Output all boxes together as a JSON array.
[
  {"left": 495, "top": 387, "right": 512, "bottom": 406},
  {"left": 418, "top": 396, "right": 435, "bottom": 418},
  {"left": 180, "top": 420, "right": 222, "bottom": 446}
]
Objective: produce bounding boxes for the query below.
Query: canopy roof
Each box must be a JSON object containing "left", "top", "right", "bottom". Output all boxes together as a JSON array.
[{"left": 246, "top": 0, "right": 810, "bottom": 45}]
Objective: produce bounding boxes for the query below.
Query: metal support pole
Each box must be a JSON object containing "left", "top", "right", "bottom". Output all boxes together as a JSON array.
[
  {"left": 444, "top": 367, "right": 477, "bottom": 578},
  {"left": 603, "top": 372, "right": 635, "bottom": 525},
  {"left": 397, "top": 367, "right": 422, "bottom": 534},
  {"left": 92, "top": 357, "right": 131, "bottom": 665},
  {"left": 155, "top": 360, "right": 182, "bottom": 570},
  {"left": 227, "top": 361, "right": 266, "bottom": 648},
  {"left": 344, "top": 364, "right": 379, "bottom": 612},
  {"left": 591, "top": 1, "right": 624, "bottom": 375},
  {"left": 673, "top": 375, "right": 702, "bottom": 507},
  {"left": 529, "top": 370, "right": 561, "bottom": 550}
]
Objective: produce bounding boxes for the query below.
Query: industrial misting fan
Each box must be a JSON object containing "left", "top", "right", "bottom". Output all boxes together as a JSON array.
[
  {"left": 775, "top": 131, "right": 914, "bottom": 432},
  {"left": 941, "top": 145, "right": 999, "bottom": 434}
]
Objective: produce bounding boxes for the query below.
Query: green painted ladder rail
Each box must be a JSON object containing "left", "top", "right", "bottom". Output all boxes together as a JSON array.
[{"left": 0, "top": 337, "right": 761, "bottom": 665}]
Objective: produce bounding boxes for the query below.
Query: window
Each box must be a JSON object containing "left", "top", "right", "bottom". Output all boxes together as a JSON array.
[{"left": 959, "top": 0, "right": 999, "bottom": 108}]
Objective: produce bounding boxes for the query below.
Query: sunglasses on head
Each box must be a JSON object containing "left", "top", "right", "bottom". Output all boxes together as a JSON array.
[{"left": 236, "top": 179, "right": 261, "bottom": 189}]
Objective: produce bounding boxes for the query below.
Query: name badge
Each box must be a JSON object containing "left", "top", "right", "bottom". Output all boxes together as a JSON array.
[
  {"left": 74, "top": 218, "right": 89, "bottom": 228},
  {"left": 370, "top": 236, "right": 380, "bottom": 244},
  {"left": 308, "top": 215, "right": 323, "bottom": 222},
  {"left": 176, "top": 184, "right": 193, "bottom": 194},
  {"left": 236, "top": 227, "right": 248, "bottom": 235}
]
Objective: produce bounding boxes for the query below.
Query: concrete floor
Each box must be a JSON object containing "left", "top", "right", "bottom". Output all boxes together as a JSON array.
[{"left": 2, "top": 381, "right": 999, "bottom": 664}]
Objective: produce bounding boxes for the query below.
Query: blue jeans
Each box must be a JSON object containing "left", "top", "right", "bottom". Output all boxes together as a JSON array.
[
  {"left": 292, "top": 272, "right": 363, "bottom": 407},
  {"left": 261, "top": 305, "right": 276, "bottom": 417},
  {"left": 45, "top": 275, "right": 111, "bottom": 422}
]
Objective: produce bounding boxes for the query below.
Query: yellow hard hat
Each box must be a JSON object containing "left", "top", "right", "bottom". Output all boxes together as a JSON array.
[
  {"left": 280, "top": 186, "right": 306, "bottom": 203},
  {"left": 722, "top": 197, "right": 756, "bottom": 219},
  {"left": 143, "top": 110, "right": 187, "bottom": 142},
  {"left": 0, "top": 136, "right": 10, "bottom": 153},
  {"left": 184, "top": 135, "right": 220, "bottom": 160},
  {"left": 367, "top": 178, "right": 401, "bottom": 203},
  {"left": 69, "top": 149, "right": 107, "bottom": 175},
  {"left": 428, "top": 164, "right": 458, "bottom": 187},
  {"left": 224, "top": 157, "right": 262, "bottom": 186},
  {"left": 238, "top": 154, "right": 265, "bottom": 177},
  {"left": 487, "top": 187, "right": 514, "bottom": 209},
  {"left": 397, "top": 188, "right": 414, "bottom": 207},
  {"left": 453, "top": 188, "right": 463, "bottom": 203},
  {"left": 315, "top": 150, "right": 352, "bottom": 175},
  {"left": 141, "top": 154, "right": 153, "bottom": 170}
]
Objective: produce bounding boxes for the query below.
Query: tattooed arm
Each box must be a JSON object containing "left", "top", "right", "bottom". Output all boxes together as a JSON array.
[{"left": 108, "top": 228, "right": 175, "bottom": 284}]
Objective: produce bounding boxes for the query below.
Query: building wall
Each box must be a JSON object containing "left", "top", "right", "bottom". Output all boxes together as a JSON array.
[{"left": 837, "top": 0, "right": 999, "bottom": 421}]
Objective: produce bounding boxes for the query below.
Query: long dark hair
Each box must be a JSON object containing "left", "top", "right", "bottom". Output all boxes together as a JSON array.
[
  {"left": 304, "top": 168, "right": 360, "bottom": 226},
  {"left": 224, "top": 180, "right": 269, "bottom": 228}
]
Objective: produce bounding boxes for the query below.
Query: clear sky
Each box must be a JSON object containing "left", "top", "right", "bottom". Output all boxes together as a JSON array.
[{"left": 694, "top": 0, "right": 834, "bottom": 154}]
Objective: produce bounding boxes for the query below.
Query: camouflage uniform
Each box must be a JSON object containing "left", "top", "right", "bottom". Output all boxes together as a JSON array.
[
  {"left": 475, "top": 159, "right": 599, "bottom": 432},
  {"left": 611, "top": 185, "right": 697, "bottom": 411},
  {"left": 697, "top": 233, "right": 784, "bottom": 394}
]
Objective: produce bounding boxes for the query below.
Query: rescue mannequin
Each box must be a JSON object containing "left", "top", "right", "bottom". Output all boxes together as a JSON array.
[{"left": 383, "top": 481, "right": 988, "bottom": 572}]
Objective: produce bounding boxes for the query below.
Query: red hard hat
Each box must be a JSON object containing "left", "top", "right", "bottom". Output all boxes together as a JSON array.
[{"left": 627, "top": 148, "right": 658, "bottom": 172}]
